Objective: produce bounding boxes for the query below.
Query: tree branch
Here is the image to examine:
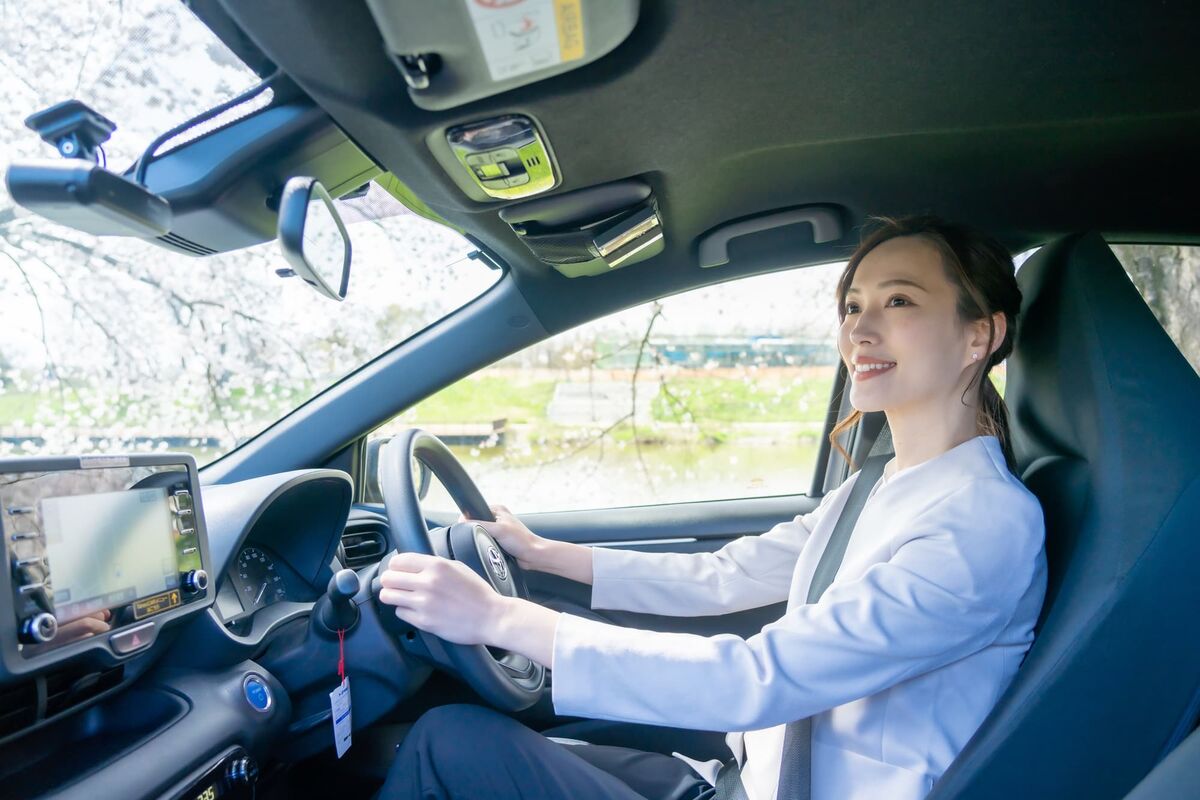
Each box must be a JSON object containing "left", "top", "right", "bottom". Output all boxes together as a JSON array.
[{"left": 627, "top": 303, "right": 663, "bottom": 491}]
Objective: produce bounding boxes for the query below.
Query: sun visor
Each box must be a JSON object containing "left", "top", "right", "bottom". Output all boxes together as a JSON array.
[{"left": 364, "top": 0, "right": 639, "bottom": 110}]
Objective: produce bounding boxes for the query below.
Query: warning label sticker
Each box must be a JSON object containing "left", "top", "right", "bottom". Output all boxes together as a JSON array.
[{"left": 465, "top": 0, "right": 585, "bottom": 82}]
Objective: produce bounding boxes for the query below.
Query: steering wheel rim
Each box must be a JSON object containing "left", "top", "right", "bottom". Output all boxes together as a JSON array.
[{"left": 378, "top": 428, "right": 545, "bottom": 711}]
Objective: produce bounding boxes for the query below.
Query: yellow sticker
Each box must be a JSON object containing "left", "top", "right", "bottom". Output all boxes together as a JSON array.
[
  {"left": 133, "top": 588, "right": 181, "bottom": 620},
  {"left": 554, "top": 0, "right": 585, "bottom": 63}
]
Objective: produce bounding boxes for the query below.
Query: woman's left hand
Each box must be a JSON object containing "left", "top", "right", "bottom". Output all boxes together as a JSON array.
[{"left": 377, "top": 552, "right": 507, "bottom": 646}]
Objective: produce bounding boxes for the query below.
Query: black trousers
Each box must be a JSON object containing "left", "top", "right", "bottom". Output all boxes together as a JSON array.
[{"left": 379, "top": 704, "right": 716, "bottom": 800}]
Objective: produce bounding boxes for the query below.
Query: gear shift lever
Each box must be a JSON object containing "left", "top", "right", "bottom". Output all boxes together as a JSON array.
[{"left": 317, "top": 568, "right": 361, "bottom": 633}]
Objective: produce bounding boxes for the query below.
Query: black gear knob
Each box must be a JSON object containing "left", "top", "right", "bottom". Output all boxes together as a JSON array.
[{"left": 318, "top": 568, "right": 361, "bottom": 632}]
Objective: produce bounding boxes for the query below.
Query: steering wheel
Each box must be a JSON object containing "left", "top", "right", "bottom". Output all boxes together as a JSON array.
[{"left": 377, "top": 428, "right": 545, "bottom": 711}]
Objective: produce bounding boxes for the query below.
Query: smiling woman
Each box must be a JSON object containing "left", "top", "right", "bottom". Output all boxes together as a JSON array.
[
  {"left": 0, "top": 0, "right": 498, "bottom": 465},
  {"left": 831, "top": 217, "right": 1022, "bottom": 473}
]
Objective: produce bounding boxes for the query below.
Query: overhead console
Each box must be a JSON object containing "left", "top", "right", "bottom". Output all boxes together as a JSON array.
[
  {"left": 1, "top": 454, "right": 212, "bottom": 678},
  {"left": 498, "top": 177, "right": 663, "bottom": 277}
]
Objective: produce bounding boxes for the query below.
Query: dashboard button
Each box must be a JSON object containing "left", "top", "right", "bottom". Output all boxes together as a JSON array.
[
  {"left": 171, "top": 490, "right": 194, "bottom": 513},
  {"left": 243, "top": 673, "right": 272, "bottom": 712},
  {"left": 110, "top": 622, "right": 156, "bottom": 654}
]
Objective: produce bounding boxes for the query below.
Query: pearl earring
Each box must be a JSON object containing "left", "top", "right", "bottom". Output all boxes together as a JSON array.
[{"left": 972, "top": 353, "right": 979, "bottom": 360}]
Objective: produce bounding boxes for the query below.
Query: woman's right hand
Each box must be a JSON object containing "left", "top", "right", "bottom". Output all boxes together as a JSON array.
[{"left": 464, "top": 504, "right": 544, "bottom": 570}]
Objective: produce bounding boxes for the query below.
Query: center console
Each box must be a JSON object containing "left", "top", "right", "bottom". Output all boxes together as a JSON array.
[
  {"left": 0, "top": 455, "right": 294, "bottom": 800},
  {"left": 1, "top": 454, "right": 212, "bottom": 678}
]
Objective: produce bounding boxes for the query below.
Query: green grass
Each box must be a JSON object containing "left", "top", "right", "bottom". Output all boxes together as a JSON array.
[
  {"left": 405, "top": 376, "right": 556, "bottom": 423},
  {"left": 5, "top": 371, "right": 1007, "bottom": 436},
  {"left": 0, "top": 392, "right": 56, "bottom": 424},
  {"left": 653, "top": 375, "right": 833, "bottom": 424}
]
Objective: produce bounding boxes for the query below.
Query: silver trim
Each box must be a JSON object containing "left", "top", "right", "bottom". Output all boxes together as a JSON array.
[
  {"left": 606, "top": 230, "right": 664, "bottom": 268},
  {"left": 184, "top": 569, "right": 209, "bottom": 593},
  {"left": 25, "top": 612, "right": 57, "bottom": 643},
  {"left": 585, "top": 537, "right": 698, "bottom": 548},
  {"left": 242, "top": 673, "right": 273, "bottom": 713},
  {"left": 594, "top": 206, "right": 661, "bottom": 257},
  {"left": 486, "top": 545, "right": 508, "bottom": 580}
]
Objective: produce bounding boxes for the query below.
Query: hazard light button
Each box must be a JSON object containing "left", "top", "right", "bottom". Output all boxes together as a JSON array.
[{"left": 110, "top": 622, "right": 156, "bottom": 655}]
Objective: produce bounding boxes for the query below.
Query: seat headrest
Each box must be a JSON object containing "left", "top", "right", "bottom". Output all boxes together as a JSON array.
[{"left": 1006, "top": 231, "right": 1200, "bottom": 561}]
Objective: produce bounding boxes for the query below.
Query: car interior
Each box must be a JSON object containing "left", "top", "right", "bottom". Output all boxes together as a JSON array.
[{"left": 2, "top": 2, "right": 1199, "bottom": 799}]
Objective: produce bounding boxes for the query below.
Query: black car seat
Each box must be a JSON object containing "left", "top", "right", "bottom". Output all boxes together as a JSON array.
[
  {"left": 1122, "top": 724, "right": 1200, "bottom": 799},
  {"left": 928, "top": 232, "right": 1200, "bottom": 798}
]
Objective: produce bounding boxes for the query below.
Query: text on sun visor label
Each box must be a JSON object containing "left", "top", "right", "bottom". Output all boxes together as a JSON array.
[{"left": 465, "top": 0, "right": 584, "bottom": 82}]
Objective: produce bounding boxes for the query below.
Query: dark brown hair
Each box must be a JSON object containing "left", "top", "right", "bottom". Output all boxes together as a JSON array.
[{"left": 830, "top": 215, "right": 1022, "bottom": 473}]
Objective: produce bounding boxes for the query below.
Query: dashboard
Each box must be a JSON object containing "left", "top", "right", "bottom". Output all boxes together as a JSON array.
[{"left": 0, "top": 461, "right": 432, "bottom": 800}]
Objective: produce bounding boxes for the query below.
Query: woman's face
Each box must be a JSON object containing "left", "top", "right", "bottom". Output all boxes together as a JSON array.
[{"left": 837, "top": 235, "right": 980, "bottom": 416}]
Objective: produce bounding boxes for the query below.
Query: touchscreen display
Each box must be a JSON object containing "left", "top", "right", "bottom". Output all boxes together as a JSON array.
[{"left": 41, "top": 487, "right": 178, "bottom": 622}]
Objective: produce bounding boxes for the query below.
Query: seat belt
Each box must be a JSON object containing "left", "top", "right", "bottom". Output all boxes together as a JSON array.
[
  {"left": 715, "top": 423, "right": 893, "bottom": 800},
  {"left": 777, "top": 424, "right": 892, "bottom": 800}
]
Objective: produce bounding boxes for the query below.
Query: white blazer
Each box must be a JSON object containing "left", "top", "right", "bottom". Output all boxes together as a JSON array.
[{"left": 550, "top": 435, "right": 1048, "bottom": 800}]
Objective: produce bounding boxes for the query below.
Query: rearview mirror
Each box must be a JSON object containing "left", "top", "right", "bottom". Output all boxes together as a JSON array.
[{"left": 278, "top": 177, "right": 351, "bottom": 301}]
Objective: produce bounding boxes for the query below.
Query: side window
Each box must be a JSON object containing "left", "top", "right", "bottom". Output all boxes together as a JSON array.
[
  {"left": 371, "top": 264, "right": 844, "bottom": 513},
  {"left": 1110, "top": 244, "right": 1200, "bottom": 375}
]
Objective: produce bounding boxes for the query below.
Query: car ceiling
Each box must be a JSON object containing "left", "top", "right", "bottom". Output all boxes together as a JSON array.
[{"left": 198, "top": 0, "right": 1200, "bottom": 333}]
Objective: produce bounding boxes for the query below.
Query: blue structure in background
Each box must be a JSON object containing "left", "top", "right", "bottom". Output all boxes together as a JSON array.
[{"left": 598, "top": 337, "right": 838, "bottom": 369}]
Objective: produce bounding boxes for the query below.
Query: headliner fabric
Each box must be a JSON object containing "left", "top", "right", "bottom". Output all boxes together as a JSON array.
[
  {"left": 927, "top": 233, "right": 1200, "bottom": 798},
  {"left": 210, "top": 1, "right": 1200, "bottom": 334}
]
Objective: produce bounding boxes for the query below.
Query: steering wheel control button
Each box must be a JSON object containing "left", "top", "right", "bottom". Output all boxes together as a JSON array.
[
  {"left": 110, "top": 622, "right": 156, "bottom": 655},
  {"left": 20, "top": 612, "right": 58, "bottom": 644},
  {"left": 242, "top": 673, "right": 273, "bottom": 713}
]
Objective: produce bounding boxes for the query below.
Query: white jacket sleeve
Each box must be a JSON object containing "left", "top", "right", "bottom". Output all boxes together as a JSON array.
[
  {"left": 589, "top": 481, "right": 853, "bottom": 616},
  {"left": 553, "top": 479, "right": 1044, "bottom": 731}
]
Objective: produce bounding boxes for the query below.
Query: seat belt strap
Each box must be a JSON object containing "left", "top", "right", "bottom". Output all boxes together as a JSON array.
[
  {"left": 776, "top": 424, "right": 893, "bottom": 800},
  {"left": 806, "top": 424, "right": 893, "bottom": 603},
  {"left": 717, "top": 424, "right": 893, "bottom": 800}
]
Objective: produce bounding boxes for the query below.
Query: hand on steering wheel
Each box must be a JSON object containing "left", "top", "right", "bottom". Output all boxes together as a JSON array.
[
  {"left": 379, "top": 552, "right": 510, "bottom": 646},
  {"left": 374, "top": 428, "right": 546, "bottom": 711},
  {"left": 460, "top": 504, "right": 544, "bottom": 571}
]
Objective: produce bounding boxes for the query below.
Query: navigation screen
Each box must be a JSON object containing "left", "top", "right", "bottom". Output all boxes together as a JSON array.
[{"left": 41, "top": 488, "right": 178, "bottom": 622}]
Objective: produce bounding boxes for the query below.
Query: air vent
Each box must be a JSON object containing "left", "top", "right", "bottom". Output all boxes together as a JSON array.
[
  {"left": 341, "top": 520, "right": 388, "bottom": 568},
  {"left": 155, "top": 232, "right": 217, "bottom": 256},
  {"left": 44, "top": 664, "right": 124, "bottom": 718},
  {"left": 0, "top": 681, "right": 37, "bottom": 740}
]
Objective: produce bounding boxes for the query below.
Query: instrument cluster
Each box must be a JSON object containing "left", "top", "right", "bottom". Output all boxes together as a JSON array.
[{"left": 214, "top": 545, "right": 298, "bottom": 626}]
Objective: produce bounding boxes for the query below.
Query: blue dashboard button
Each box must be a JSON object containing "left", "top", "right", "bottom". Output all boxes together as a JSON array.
[{"left": 243, "top": 674, "right": 272, "bottom": 712}]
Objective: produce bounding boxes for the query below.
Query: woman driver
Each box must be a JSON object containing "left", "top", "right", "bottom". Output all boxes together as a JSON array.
[{"left": 377, "top": 216, "right": 1048, "bottom": 800}]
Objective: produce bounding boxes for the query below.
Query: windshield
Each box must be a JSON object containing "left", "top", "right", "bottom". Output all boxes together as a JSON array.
[{"left": 1, "top": 1, "right": 498, "bottom": 466}]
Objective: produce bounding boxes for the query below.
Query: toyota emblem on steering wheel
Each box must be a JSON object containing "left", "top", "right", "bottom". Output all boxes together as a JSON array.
[{"left": 486, "top": 545, "right": 508, "bottom": 580}]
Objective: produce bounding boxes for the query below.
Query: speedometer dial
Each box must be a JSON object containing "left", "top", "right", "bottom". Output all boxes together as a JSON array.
[{"left": 236, "top": 546, "right": 287, "bottom": 610}]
